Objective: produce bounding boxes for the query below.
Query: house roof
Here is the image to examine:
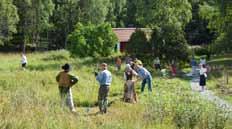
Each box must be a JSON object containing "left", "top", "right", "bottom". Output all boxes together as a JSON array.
[{"left": 113, "top": 28, "right": 136, "bottom": 42}]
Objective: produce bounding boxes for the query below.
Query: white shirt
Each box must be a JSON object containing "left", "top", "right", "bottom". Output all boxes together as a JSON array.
[
  {"left": 200, "top": 67, "right": 207, "bottom": 75},
  {"left": 21, "top": 55, "right": 27, "bottom": 64}
]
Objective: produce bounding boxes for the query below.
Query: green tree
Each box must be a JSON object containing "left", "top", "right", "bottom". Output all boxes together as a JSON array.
[
  {"left": 68, "top": 23, "right": 118, "bottom": 57},
  {"left": 0, "top": 0, "right": 19, "bottom": 45},
  {"left": 126, "top": 30, "right": 151, "bottom": 56},
  {"left": 13, "top": 0, "right": 54, "bottom": 52},
  {"left": 136, "top": 0, "right": 192, "bottom": 28},
  {"left": 50, "top": 0, "right": 80, "bottom": 49},
  {"left": 106, "top": 0, "right": 126, "bottom": 27},
  {"left": 199, "top": 0, "right": 232, "bottom": 53},
  {"left": 151, "top": 25, "right": 190, "bottom": 62},
  {"left": 79, "top": 0, "right": 110, "bottom": 24}
]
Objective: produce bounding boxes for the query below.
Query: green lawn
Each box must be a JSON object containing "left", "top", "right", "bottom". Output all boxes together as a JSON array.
[{"left": 0, "top": 51, "right": 231, "bottom": 129}]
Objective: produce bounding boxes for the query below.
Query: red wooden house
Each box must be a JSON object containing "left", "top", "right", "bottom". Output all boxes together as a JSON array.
[{"left": 113, "top": 28, "right": 136, "bottom": 52}]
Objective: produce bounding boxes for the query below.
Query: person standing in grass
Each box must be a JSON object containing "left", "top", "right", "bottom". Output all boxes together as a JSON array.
[
  {"left": 95, "top": 63, "right": 112, "bottom": 114},
  {"left": 135, "top": 63, "right": 152, "bottom": 92},
  {"left": 21, "top": 53, "right": 27, "bottom": 70},
  {"left": 56, "top": 63, "right": 78, "bottom": 112},
  {"left": 199, "top": 64, "right": 207, "bottom": 92},
  {"left": 115, "top": 56, "right": 122, "bottom": 71},
  {"left": 171, "top": 60, "right": 177, "bottom": 76},
  {"left": 123, "top": 68, "right": 137, "bottom": 103},
  {"left": 153, "top": 57, "right": 161, "bottom": 71}
]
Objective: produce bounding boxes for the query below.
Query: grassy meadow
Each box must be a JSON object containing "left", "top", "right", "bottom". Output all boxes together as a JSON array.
[{"left": 0, "top": 50, "right": 231, "bottom": 129}]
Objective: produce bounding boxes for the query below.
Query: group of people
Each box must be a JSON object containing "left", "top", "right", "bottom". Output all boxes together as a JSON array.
[
  {"left": 20, "top": 53, "right": 207, "bottom": 114},
  {"left": 55, "top": 57, "right": 153, "bottom": 114}
]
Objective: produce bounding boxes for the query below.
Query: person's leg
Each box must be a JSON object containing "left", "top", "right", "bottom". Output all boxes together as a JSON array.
[
  {"left": 147, "top": 77, "right": 152, "bottom": 92},
  {"left": 141, "top": 79, "right": 146, "bottom": 92},
  {"left": 103, "top": 87, "right": 109, "bottom": 113},
  {"left": 59, "top": 87, "right": 67, "bottom": 108},
  {"left": 67, "top": 88, "right": 75, "bottom": 112},
  {"left": 98, "top": 87, "right": 104, "bottom": 113}
]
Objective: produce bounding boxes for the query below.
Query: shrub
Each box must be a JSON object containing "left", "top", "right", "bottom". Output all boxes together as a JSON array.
[
  {"left": 68, "top": 22, "right": 118, "bottom": 57},
  {"left": 126, "top": 29, "right": 151, "bottom": 56}
]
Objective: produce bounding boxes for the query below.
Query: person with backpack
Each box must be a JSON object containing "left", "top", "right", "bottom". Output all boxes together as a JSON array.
[
  {"left": 95, "top": 63, "right": 112, "bottom": 114},
  {"left": 56, "top": 63, "right": 78, "bottom": 112}
]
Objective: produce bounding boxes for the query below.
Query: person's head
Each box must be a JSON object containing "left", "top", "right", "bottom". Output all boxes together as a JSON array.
[
  {"left": 62, "top": 63, "right": 71, "bottom": 72},
  {"left": 100, "top": 63, "right": 107, "bottom": 70},
  {"left": 202, "top": 64, "right": 206, "bottom": 68},
  {"left": 125, "top": 71, "right": 133, "bottom": 80}
]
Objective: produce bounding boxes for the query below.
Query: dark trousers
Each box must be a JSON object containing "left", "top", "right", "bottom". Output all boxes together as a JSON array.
[
  {"left": 141, "top": 76, "right": 152, "bottom": 92},
  {"left": 98, "top": 86, "right": 110, "bottom": 113}
]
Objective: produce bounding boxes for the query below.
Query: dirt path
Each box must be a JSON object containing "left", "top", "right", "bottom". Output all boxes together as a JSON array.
[{"left": 189, "top": 68, "right": 232, "bottom": 113}]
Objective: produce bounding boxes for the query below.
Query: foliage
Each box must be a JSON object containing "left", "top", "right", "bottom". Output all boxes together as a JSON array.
[
  {"left": 151, "top": 25, "right": 190, "bottom": 63},
  {"left": 13, "top": 0, "right": 54, "bottom": 51},
  {"left": 0, "top": 0, "right": 19, "bottom": 45},
  {"left": 126, "top": 29, "right": 151, "bottom": 56},
  {"left": 106, "top": 0, "right": 126, "bottom": 27},
  {"left": 79, "top": 0, "right": 110, "bottom": 24},
  {"left": 135, "top": 0, "right": 192, "bottom": 28},
  {"left": 185, "top": 1, "right": 216, "bottom": 45},
  {"left": 68, "top": 23, "right": 118, "bottom": 57},
  {"left": 49, "top": 0, "right": 81, "bottom": 49},
  {"left": 199, "top": 1, "right": 232, "bottom": 53}
]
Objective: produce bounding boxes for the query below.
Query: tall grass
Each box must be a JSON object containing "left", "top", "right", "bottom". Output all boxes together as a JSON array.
[{"left": 0, "top": 50, "right": 231, "bottom": 129}]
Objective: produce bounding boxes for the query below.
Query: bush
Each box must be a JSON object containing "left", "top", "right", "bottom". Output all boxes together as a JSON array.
[
  {"left": 193, "top": 47, "right": 210, "bottom": 56},
  {"left": 126, "top": 29, "right": 151, "bottom": 56},
  {"left": 68, "top": 22, "right": 118, "bottom": 57}
]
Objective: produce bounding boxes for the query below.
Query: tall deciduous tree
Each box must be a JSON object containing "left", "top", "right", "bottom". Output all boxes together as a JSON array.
[
  {"left": 199, "top": 0, "right": 232, "bottom": 53},
  {"left": 13, "top": 0, "right": 54, "bottom": 52},
  {"left": 50, "top": 0, "right": 80, "bottom": 49},
  {"left": 79, "top": 0, "right": 110, "bottom": 24},
  {"left": 106, "top": 0, "right": 126, "bottom": 27},
  {"left": 124, "top": 0, "right": 192, "bottom": 27},
  {"left": 0, "top": 0, "right": 19, "bottom": 45}
]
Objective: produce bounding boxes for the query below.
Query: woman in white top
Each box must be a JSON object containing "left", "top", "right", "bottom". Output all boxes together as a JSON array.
[
  {"left": 199, "top": 64, "right": 207, "bottom": 91},
  {"left": 21, "top": 53, "right": 27, "bottom": 70}
]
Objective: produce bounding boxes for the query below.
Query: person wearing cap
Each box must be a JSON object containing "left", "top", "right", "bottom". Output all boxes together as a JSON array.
[
  {"left": 134, "top": 64, "right": 152, "bottom": 92},
  {"left": 95, "top": 63, "right": 112, "bottom": 114},
  {"left": 56, "top": 63, "right": 78, "bottom": 112}
]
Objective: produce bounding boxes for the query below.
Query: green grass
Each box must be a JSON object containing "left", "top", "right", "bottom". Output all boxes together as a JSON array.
[
  {"left": 0, "top": 50, "right": 231, "bottom": 129},
  {"left": 206, "top": 54, "right": 232, "bottom": 103}
]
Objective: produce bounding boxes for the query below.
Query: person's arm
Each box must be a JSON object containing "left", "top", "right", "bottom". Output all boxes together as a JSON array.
[{"left": 69, "top": 74, "right": 78, "bottom": 86}]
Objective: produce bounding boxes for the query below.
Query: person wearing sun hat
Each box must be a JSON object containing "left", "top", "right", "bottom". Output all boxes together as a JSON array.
[
  {"left": 95, "top": 63, "right": 112, "bottom": 114},
  {"left": 56, "top": 63, "right": 78, "bottom": 112},
  {"left": 134, "top": 62, "right": 153, "bottom": 92}
]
